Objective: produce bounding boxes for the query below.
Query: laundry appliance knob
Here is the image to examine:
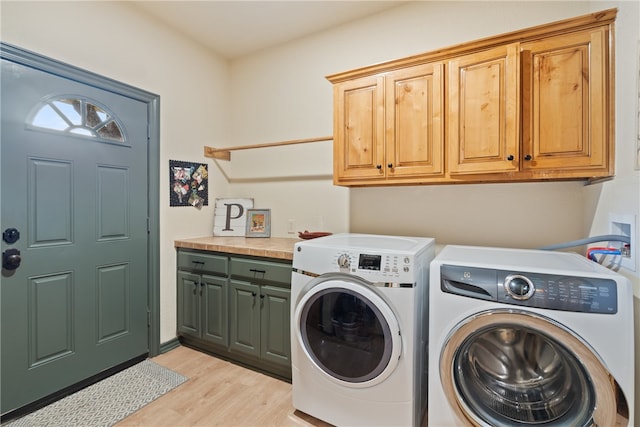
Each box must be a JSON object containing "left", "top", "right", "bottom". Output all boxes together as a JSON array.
[
  {"left": 504, "top": 274, "right": 535, "bottom": 300},
  {"left": 337, "top": 254, "right": 351, "bottom": 269}
]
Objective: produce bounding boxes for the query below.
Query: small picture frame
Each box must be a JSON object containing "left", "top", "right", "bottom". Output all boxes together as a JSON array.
[{"left": 246, "top": 209, "right": 271, "bottom": 238}]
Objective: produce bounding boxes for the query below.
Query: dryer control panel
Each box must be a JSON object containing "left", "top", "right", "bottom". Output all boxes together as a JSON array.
[{"left": 440, "top": 265, "right": 618, "bottom": 314}]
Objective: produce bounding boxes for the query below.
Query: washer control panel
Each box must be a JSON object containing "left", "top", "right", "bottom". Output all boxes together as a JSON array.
[
  {"left": 333, "top": 251, "right": 414, "bottom": 282},
  {"left": 441, "top": 265, "right": 618, "bottom": 314}
]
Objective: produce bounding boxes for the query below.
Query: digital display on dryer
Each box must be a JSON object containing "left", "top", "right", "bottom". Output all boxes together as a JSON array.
[{"left": 359, "top": 254, "right": 381, "bottom": 271}]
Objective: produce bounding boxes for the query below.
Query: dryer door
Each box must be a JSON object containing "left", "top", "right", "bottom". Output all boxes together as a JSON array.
[
  {"left": 294, "top": 274, "right": 401, "bottom": 388},
  {"left": 439, "top": 309, "right": 629, "bottom": 427}
]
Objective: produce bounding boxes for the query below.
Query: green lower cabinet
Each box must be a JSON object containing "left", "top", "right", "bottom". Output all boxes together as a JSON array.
[
  {"left": 230, "top": 280, "right": 291, "bottom": 369},
  {"left": 177, "top": 271, "right": 200, "bottom": 336},
  {"left": 229, "top": 280, "right": 261, "bottom": 357},
  {"left": 260, "top": 285, "right": 291, "bottom": 366},
  {"left": 201, "top": 275, "right": 228, "bottom": 347},
  {"left": 177, "top": 270, "right": 228, "bottom": 347},
  {"left": 177, "top": 249, "right": 291, "bottom": 380}
]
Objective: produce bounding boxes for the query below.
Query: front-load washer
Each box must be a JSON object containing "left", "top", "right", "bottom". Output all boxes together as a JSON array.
[
  {"left": 291, "top": 233, "right": 435, "bottom": 427},
  {"left": 428, "top": 245, "right": 634, "bottom": 427}
]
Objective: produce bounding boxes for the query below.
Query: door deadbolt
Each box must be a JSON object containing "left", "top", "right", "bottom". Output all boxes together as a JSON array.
[
  {"left": 3, "top": 228, "right": 20, "bottom": 244},
  {"left": 2, "top": 248, "right": 22, "bottom": 270}
]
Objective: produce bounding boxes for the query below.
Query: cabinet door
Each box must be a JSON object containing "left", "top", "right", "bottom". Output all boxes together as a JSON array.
[
  {"left": 448, "top": 43, "right": 519, "bottom": 174},
  {"left": 385, "top": 62, "right": 444, "bottom": 178},
  {"left": 229, "top": 280, "right": 260, "bottom": 357},
  {"left": 333, "top": 74, "right": 385, "bottom": 183},
  {"left": 260, "top": 286, "right": 291, "bottom": 367},
  {"left": 201, "top": 274, "right": 228, "bottom": 347},
  {"left": 177, "top": 271, "right": 200, "bottom": 337},
  {"left": 521, "top": 27, "right": 610, "bottom": 175}
]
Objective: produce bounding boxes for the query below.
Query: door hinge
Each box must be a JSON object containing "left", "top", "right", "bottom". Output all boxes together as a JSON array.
[
  {"left": 147, "top": 217, "right": 150, "bottom": 234},
  {"left": 147, "top": 310, "right": 152, "bottom": 327}
]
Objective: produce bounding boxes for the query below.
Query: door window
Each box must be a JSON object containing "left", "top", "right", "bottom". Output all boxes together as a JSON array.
[{"left": 29, "top": 97, "right": 125, "bottom": 143}]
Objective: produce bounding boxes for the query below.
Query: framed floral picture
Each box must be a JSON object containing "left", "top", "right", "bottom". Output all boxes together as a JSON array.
[
  {"left": 246, "top": 209, "right": 271, "bottom": 238},
  {"left": 169, "top": 160, "right": 208, "bottom": 207}
]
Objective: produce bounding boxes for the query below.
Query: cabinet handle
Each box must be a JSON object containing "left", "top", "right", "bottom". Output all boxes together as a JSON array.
[
  {"left": 387, "top": 163, "right": 393, "bottom": 169},
  {"left": 191, "top": 260, "right": 204, "bottom": 265},
  {"left": 524, "top": 154, "right": 532, "bottom": 161},
  {"left": 249, "top": 268, "right": 266, "bottom": 274},
  {"left": 507, "top": 155, "right": 514, "bottom": 161},
  {"left": 376, "top": 164, "right": 382, "bottom": 170}
]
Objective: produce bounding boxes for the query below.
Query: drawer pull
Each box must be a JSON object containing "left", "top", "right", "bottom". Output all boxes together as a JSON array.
[
  {"left": 249, "top": 268, "right": 266, "bottom": 274},
  {"left": 191, "top": 260, "right": 205, "bottom": 265}
]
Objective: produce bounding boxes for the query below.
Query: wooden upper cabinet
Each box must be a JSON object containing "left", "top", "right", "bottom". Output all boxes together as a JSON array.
[
  {"left": 385, "top": 62, "right": 444, "bottom": 180},
  {"left": 332, "top": 63, "right": 444, "bottom": 185},
  {"left": 448, "top": 44, "right": 519, "bottom": 175},
  {"left": 521, "top": 27, "right": 611, "bottom": 177},
  {"left": 328, "top": 8, "right": 616, "bottom": 186},
  {"left": 333, "top": 75, "right": 385, "bottom": 183}
]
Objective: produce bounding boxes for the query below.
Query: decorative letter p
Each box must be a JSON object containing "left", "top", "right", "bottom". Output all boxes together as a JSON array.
[{"left": 223, "top": 203, "right": 244, "bottom": 231}]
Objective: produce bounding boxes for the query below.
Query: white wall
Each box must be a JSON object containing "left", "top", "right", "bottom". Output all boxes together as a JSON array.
[
  {"left": 584, "top": 2, "right": 640, "bottom": 421},
  {"left": 227, "top": 1, "right": 592, "bottom": 240}
]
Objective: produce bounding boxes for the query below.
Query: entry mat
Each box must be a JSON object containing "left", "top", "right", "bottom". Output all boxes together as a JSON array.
[{"left": 4, "top": 360, "right": 188, "bottom": 427}]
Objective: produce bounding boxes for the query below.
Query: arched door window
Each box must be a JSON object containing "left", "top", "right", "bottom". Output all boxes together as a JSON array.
[{"left": 28, "top": 96, "right": 126, "bottom": 144}]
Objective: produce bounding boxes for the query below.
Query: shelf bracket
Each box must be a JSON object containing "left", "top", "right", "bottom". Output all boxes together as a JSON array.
[{"left": 204, "top": 135, "right": 333, "bottom": 161}]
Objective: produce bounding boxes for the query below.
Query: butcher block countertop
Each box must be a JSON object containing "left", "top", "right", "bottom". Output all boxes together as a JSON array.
[{"left": 174, "top": 236, "right": 301, "bottom": 261}]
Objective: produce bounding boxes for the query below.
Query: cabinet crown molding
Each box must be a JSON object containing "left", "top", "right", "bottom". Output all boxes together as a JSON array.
[{"left": 326, "top": 8, "right": 617, "bottom": 83}]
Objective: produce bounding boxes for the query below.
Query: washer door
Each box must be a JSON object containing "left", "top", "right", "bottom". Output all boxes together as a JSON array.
[
  {"left": 294, "top": 274, "right": 401, "bottom": 388},
  {"left": 440, "top": 309, "right": 629, "bottom": 427}
]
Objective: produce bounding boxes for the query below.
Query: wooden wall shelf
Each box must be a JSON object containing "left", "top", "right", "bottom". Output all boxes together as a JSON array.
[{"left": 204, "top": 136, "right": 333, "bottom": 161}]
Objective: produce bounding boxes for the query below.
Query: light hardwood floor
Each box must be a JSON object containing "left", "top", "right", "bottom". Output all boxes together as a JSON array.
[{"left": 114, "top": 346, "right": 332, "bottom": 427}]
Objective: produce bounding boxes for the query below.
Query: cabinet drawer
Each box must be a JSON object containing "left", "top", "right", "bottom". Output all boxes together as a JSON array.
[
  {"left": 178, "top": 250, "right": 228, "bottom": 275},
  {"left": 231, "top": 258, "right": 291, "bottom": 286}
]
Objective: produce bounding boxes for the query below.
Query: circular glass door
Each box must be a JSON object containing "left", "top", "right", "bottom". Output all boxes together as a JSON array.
[
  {"left": 439, "top": 310, "right": 628, "bottom": 427},
  {"left": 294, "top": 274, "right": 401, "bottom": 388}
]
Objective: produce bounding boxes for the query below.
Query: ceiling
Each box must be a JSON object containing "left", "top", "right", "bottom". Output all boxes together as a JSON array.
[{"left": 129, "top": 1, "right": 408, "bottom": 59}]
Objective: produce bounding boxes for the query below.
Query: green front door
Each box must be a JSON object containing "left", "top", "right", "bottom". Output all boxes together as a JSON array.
[{"left": 1, "top": 56, "right": 149, "bottom": 415}]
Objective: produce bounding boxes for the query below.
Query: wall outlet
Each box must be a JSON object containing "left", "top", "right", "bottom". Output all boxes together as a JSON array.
[
  {"left": 287, "top": 219, "right": 296, "bottom": 234},
  {"left": 608, "top": 213, "right": 636, "bottom": 271}
]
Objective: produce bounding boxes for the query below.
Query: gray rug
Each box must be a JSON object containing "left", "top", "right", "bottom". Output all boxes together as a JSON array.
[{"left": 5, "top": 360, "right": 188, "bottom": 427}]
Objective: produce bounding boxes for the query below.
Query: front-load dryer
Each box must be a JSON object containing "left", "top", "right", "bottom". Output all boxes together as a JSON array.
[
  {"left": 291, "top": 233, "right": 435, "bottom": 427},
  {"left": 428, "top": 245, "right": 634, "bottom": 427}
]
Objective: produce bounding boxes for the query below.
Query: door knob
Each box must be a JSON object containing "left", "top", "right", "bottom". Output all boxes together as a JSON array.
[{"left": 2, "top": 248, "right": 21, "bottom": 270}]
